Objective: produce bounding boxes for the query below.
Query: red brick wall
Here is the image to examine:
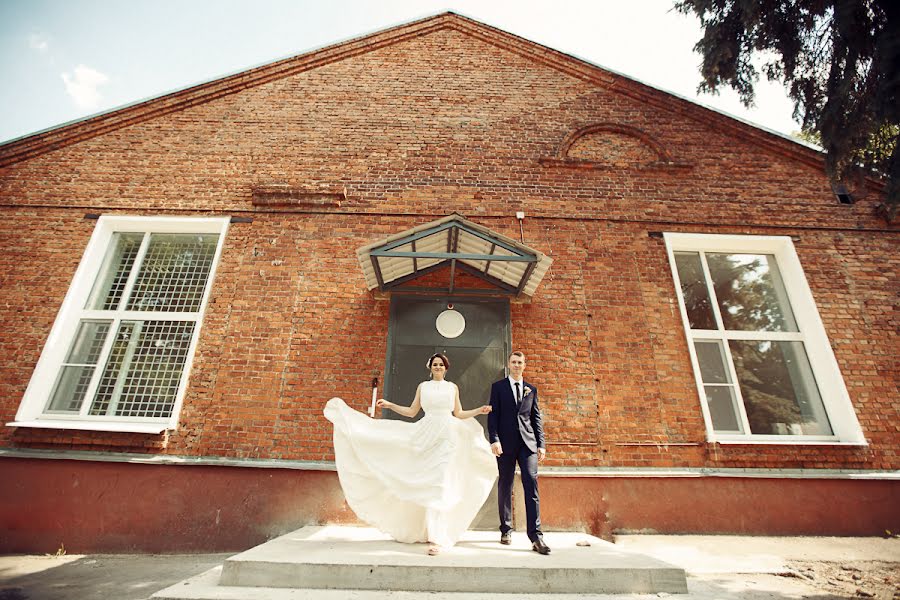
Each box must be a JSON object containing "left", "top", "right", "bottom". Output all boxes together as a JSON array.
[
  {"left": 4, "top": 456, "right": 896, "bottom": 553},
  {"left": 0, "top": 22, "right": 896, "bottom": 472},
  {"left": 566, "top": 130, "right": 659, "bottom": 166},
  {"left": 0, "top": 457, "right": 355, "bottom": 553}
]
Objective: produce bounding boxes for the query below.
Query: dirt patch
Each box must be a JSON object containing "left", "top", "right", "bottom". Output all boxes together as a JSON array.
[{"left": 786, "top": 561, "right": 900, "bottom": 599}]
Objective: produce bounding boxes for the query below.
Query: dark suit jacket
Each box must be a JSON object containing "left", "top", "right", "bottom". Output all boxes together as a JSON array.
[{"left": 487, "top": 378, "right": 544, "bottom": 453}]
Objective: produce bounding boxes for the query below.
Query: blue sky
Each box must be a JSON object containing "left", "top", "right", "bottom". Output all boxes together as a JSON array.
[{"left": 0, "top": 0, "right": 802, "bottom": 144}]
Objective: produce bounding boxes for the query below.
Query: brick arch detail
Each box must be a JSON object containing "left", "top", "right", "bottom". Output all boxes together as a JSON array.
[{"left": 557, "top": 123, "right": 674, "bottom": 164}]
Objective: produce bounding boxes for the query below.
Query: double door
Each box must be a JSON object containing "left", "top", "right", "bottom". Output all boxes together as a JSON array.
[
  {"left": 384, "top": 296, "right": 510, "bottom": 529},
  {"left": 384, "top": 296, "right": 509, "bottom": 430}
]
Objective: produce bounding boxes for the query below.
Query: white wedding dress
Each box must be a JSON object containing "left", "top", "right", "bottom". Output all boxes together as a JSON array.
[{"left": 324, "top": 379, "right": 497, "bottom": 547}]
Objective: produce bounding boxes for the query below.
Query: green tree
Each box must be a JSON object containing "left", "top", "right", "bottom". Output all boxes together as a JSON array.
[{"left": 675, "top": 0, "right": 899, "bottom": 221}]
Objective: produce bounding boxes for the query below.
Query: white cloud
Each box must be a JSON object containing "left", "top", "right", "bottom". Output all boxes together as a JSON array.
[
  {"left": 28, "top": 33, "right": 50, "bottom": 53},
  {"left": 61, "top": 64, "right": 110, "bottom": 110}
]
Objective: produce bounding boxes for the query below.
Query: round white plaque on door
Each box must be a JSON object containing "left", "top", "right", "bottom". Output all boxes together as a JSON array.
[{"left": 435, "top": 309, "right": 466, "bottom": 338}]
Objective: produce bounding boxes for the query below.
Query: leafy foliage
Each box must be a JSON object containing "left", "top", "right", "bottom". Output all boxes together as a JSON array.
[{"left": 675, "top": 0, "right": 899, "bottom": 221}]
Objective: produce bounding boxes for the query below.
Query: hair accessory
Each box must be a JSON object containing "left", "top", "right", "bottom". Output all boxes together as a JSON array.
[{"left": 426, "top": 353, "right": 450, "bottom": 371}]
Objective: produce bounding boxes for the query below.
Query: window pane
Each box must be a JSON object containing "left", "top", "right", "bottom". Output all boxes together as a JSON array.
[
  {"left": 707, "top": 253, "right": 798, "bottom": 332},
  {"left": 694, "top": 340, "right": 731, "bottom": 384},
  {"left": 65, "top": 320, "right": 111, "bottom": 364},
  {"left": 90, "top": 320, "right": 195, "bottom": 418},
  {"left": 705, "top": 386, "right": 742, "bottom": 432},
  {"left": 126, "top": 234, "right": 218, "bottom": 312},
  {"left": 85, "top": 233, "right": 144, "bottom": 310},
  {"left": 47, "top": 366, "right": 97, "bottom": 413},
  {"left": 673, "top": 252, "right": 716, "bottom": 329},
  {"left": 730, "top": 340, "right": 832, "bottom": 435},
  {"left": 46, "top": 320, "right": 111, "bottom": 412}
]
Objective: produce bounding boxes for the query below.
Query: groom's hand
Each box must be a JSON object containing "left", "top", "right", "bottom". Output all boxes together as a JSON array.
[
  {"left": 538, "top": 448, "right": 546, "bottom": 462},
  {"left": 491, "top": 442, "right": 502, "bottom": 456}
]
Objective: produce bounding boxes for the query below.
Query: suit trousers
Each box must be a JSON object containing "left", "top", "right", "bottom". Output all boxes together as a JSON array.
[{"left": 496, "top": 443, "right": 541, "bottom": 542}]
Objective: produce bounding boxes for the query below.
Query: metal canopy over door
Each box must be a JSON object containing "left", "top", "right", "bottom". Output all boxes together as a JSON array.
[
  {"left": 384, "top": 295, "right": 509, "bottom": 529},
  {"left": 356, "top": 214, "right": 553, "bottom": 298}
]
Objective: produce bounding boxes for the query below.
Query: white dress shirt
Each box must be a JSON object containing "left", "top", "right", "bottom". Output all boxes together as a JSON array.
[{"left": 507, "top": 376, "right": 524, "bottom": 404}]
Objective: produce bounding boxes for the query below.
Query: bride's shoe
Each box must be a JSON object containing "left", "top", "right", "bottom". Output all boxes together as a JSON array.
[{"left": 427, "top": 545, "right": 441, "bottom": 556}]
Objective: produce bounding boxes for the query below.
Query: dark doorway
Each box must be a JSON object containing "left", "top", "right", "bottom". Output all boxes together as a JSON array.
[
  {"left": 384, "top": 296, "right": 509, "bottom": 529},
  {"left": 384, "top": 296, "right": 509, "bottom": 433}
]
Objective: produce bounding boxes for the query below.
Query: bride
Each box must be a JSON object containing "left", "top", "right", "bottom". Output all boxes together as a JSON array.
[{"left": 324, "top": 353, "right": 497, "bottom": 555}]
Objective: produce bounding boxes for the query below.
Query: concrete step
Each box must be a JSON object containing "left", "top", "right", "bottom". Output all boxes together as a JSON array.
[
  {"left": 155, "top": 567, "right": 694, "bottom": 600},
  {"left": 154, "top": 567, "right": 691, "bottom": 600},
  {"left": 152, "top": 525, "right": 688, "bottom": 598}
]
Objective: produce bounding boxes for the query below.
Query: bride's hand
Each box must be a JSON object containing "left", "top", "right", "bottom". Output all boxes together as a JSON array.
[
  {"left": 479, "top": 405, "right": 492, "bottom": 414},
  {"left": 376, "top": 399, "right": 390, "bottom": 410}
]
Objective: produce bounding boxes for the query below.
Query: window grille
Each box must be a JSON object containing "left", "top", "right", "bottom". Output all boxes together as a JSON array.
[
  {"left": 89, "top": 320, "right": 196, "bottom": 418},
  {"left": 14, "top": 216, "right": 229, "bottom": 433}
]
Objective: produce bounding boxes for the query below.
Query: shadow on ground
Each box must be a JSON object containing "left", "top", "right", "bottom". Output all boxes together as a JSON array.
[{"left": 0, "top": 554, "right": 230, "bottom": 600}]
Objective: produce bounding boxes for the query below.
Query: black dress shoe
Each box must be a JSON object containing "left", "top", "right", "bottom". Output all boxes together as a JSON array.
[
  {"left": 500, "top": 531, "right": 511, "bottom": 545},
  {"left": 532, "top": 538, "right": 551, "bottom": 555}
]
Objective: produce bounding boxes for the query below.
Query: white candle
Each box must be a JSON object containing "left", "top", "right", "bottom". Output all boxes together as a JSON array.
[{"left": 368, "top": 385, "right": 378, "bottom": 417}]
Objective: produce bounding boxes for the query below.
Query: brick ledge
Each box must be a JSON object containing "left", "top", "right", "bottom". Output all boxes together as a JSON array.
[{"left": 1, "top": 448, "right": 897, "bottom": 479}]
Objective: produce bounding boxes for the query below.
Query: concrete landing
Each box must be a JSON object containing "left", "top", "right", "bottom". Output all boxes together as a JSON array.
[{"left": 152, "top": 525, "right": 687, "bottom": 598}]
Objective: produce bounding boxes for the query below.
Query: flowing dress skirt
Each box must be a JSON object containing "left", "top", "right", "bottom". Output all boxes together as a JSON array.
[{"left": 324, "top": 387, "right": 496, "bottom": 547}]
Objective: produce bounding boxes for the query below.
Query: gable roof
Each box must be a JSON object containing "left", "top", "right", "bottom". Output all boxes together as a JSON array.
[{"left": 0, "top": 11, "right": 825, "bottom": 170}]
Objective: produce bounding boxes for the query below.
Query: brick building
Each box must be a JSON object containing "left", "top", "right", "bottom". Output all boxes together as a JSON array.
[{"left": 1, "top": 13, "right": 897, "bottom": 553}]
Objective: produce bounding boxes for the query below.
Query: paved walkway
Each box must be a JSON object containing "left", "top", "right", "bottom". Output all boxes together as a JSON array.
[{"left": 0, "top": 532, "right": 897, "bottom": 599}]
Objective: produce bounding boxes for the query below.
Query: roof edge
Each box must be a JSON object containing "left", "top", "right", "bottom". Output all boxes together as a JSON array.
[
  {"left": 0, "top": 11, "right": 460, "bottom": 167},
  {"left": 439, "top": 13, "right": 830, "bottom": 173},
  {"left": 0, "top": 11, "right": 835, "bottom": 172}
]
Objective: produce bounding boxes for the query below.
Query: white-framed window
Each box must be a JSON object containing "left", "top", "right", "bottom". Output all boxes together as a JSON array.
[
  {"left": 9, "top": 215, "right": 229, "bottom": 434},
  {"left": 663, "top": 232, "right": 865, "bottom": 445}
]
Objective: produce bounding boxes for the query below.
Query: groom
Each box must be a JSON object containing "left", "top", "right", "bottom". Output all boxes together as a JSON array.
[{"left": 487, "top": 351, "right": 550, "bottom": 555}]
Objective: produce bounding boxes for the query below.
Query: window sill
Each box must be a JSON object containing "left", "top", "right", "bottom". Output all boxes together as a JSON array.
[
  {"left": 6, "top": 419, "right": 170, "bottom": 434},
  {"left": 712, "top": 438, "right": 868, "bottom": 446}
]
